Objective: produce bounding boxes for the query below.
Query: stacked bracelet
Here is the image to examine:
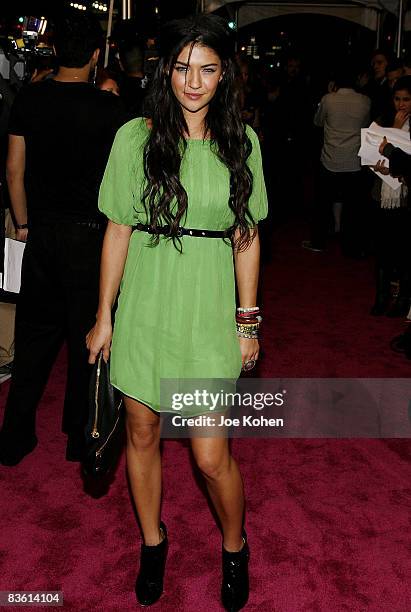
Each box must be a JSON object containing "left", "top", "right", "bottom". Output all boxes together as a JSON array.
[
  {"left": 237, "top": 307, "right": 260, "bottom": 314},
  {"left": 235, "top": 306, "right": 262, "bottom": 339}
]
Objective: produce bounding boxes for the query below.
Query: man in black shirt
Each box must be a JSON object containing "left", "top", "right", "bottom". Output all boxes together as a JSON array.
[{"left": 0, "top": 10, "right": 125, "bottom": 465}]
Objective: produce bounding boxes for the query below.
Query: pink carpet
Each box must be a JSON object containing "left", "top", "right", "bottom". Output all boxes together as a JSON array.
[{"left": 1, "top": 221, "right": 411, "bottom": 611}]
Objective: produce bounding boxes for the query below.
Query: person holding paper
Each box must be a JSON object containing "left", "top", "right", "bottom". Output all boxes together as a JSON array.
[
  {"left": 0, "top": 10, "right": 125, "bottom": 466},
  {"left": 370, "top": 76, "right": 411, "bottom": 317},
  {"left": 376, "top": 136, "right": 411, "bottom": 183},
  {"left": 375, "top": 135, "right": 411, "bottom": 354}
]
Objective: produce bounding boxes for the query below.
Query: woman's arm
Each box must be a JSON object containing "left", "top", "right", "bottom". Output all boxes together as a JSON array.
[
  {"left": 233, "top": 227, "right": 261, "bottom": 367},
  {"left": 86, "top": 220, "right": 132, "bottom": 363},
  {"left": 314, "top": 97, "right": 326, "bottom": 128}
]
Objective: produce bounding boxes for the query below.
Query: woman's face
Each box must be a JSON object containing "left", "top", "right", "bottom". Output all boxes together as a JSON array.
[
  {"left": 394, "top": 89, "right": 411, "bottom": 114},
  {"left": 170, "top": 43, "right": 223, "bottom": 115}
]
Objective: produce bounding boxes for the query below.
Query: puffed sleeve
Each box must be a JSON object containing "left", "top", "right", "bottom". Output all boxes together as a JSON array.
[
  {"left": 245, "top": 125, "right": 268, "bottom": 225},
  {"left": 98, "top": 118, "right": 146, "bottom": 226}
]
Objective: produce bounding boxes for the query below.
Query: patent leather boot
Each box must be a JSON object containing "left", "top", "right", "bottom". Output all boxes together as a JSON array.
[
  {"left": 221, "top": 530, "right": 250, "bottom": 612},
  {"left": 135, "top": 522, "right": 168, "bottom": 606}
]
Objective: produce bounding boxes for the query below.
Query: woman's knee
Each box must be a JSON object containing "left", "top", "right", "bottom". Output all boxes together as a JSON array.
[
  {"left": 195, "top": 452, "right": 230, "bottom": 480},
  {"left": 127, "top": 421, "right": 160, "bottom": 451},
  {"left": 125, "top": 398, "right": 160, "bottom": 451}
]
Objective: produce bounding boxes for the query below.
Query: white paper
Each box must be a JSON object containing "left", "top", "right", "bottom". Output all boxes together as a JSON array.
[
  {"left": 3, "top": 238, "right": 25, "bottom": 293},
  {"left": 359, "top": 122, "right": 411, "bottom": 189},
  {"left": 370, "top": 167, "right": 404, "bottom": 190}
]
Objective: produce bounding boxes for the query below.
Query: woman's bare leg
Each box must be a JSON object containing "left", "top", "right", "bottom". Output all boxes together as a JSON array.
[
  {"left": 190, "top": 436, "right": 245, "bottom": 551},
  {"left": 124, "top": 396, "right": 163, "bottom": 545}
]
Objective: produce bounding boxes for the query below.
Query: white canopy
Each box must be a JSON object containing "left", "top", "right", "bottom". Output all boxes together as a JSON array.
[
  {"left": 205, "top": 0, "right": 400, "bottom": 19},
  {"left": 204, "top": 0, "right": 406, "bottom": 34}
]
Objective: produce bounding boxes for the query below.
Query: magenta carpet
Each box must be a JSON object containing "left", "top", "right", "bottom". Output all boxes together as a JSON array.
[{"left": 1, "top": 221, "right": 411, "bottom": 611}]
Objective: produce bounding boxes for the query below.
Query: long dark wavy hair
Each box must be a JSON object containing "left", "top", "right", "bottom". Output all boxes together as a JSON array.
[{"left": 142, "top": 14, "right": 255, "bottom": 252}]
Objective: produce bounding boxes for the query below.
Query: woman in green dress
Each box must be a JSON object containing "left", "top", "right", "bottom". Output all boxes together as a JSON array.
[{"left": 87, "top": 14, "right": 267, "bottom": 611}]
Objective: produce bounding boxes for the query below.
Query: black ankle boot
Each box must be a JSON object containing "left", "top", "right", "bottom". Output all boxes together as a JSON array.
[
  {"left": 135, "top": 522, "right": 168, "bottom": 606},
  {"left": 221, "top": 530, "right": 250, "bottom": 612}
]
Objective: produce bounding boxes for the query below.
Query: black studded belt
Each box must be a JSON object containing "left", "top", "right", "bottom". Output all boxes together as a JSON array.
[{"left": 133, "top": 223, "right": 232, "bottom": 239}]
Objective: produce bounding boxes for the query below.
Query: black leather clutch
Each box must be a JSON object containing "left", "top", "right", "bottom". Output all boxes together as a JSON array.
[{"left": 82, "top": 351, "right": 124, "bottom": 477}]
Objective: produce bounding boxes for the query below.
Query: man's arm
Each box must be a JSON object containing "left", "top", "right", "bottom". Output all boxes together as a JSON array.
[
  {"left": 362, "top": 97, "right": 371, "bottom": 127},
  {"left": 314, "top": 97, "right": 326, "bottom": 127},
  {"left": 6, "top": 134, "right": 27, "bottom": 241}
]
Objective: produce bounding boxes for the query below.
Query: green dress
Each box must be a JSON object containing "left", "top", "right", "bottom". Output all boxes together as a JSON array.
[{"left": 98, "top": 117, "right": 268, "bottom": 413}]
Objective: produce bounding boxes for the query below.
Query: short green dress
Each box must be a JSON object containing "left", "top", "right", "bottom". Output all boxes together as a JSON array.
[{"left": 98, "top": 117, "right": 268, "bottom": 413}]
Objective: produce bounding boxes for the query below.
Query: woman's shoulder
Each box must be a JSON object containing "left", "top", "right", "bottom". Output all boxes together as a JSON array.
[
  {"left": 115, "top": 116, "right": 150, "bottom": 144},
  {"left": 244, "top": 123, "right": 259, "bottom": 146},
  {"left": 244, "top": 124, "right": 262, "bottom": 157}
]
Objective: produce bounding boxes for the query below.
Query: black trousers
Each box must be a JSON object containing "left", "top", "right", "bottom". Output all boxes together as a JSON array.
[
  {"left": 374, "top": 206, "right": 411, "bottom": 267},
  {"left": 1, "top": 221, "right": 104, "bottom": 441},
  {"left": 373, "top": 205, "right": 411, "bottom": 298},
  {"left": 311, "top": 163, "right": 367, "bottom": 253}
]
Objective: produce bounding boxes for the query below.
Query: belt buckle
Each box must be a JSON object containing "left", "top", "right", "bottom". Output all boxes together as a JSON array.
[{"left": 176, "top": 227, "right": 184, "bottom": 237}]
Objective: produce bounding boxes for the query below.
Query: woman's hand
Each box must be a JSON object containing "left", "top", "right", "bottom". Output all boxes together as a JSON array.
[
  {"left": 374, "top": 159, "right": 390, "bottom": 175},
  {"left": 86, "top": 320, "right": 112, "bottom": 364},
  {"left": 239, "top": 337, "right": 259, "bottom": 371},
  {"left": 379, "top": 136, "right": 388, "bottom": 155},
  {"left": 393, "top": 110, "right": 409, "bottom": 129}
]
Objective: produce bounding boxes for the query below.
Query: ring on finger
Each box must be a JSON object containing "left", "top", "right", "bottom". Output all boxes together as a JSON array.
[{"left": 242, "top": 359, "right": 256, "bottom": 372}]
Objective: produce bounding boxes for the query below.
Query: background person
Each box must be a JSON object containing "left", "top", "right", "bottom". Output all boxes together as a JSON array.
[
  {"left": 303, "top": 65, "right": 370, "bottom": 256},
  {"left": 386, "top": 59, "right": 404, "bottom": 91},
  {"left": 370, "top": 76, "right": 411, "bottom": 317},
  {"left": 119, "top": 38, "right": 148, "bottom": 118},
  {"left": 0, "top": 9, "right": 125, "bottom": 466},
  {"left": 96, "top": 68, "right": 121, "bottom": 96},
  {"left": 377, "top": 132, "right": 411, "bottom": 354},
  {"left": 403, "top": 54, "right": 411, "bottom": 76},
  {"left": 366, "top": 49, "right": 392, "bottom": 120},
  {"left": 273, "top": 53, "right": 314, "bottom": 217},
  {"left": 0, "top": 74, "right": 17, "bottom": 380}
]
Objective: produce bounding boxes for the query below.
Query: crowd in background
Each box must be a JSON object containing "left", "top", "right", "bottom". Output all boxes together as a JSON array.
[
  {"left": 232, "top": 48, "right": 411, "bottom": 357},
  {"left": 2, "top": 27, "right": 411, "bottom": 391}
]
